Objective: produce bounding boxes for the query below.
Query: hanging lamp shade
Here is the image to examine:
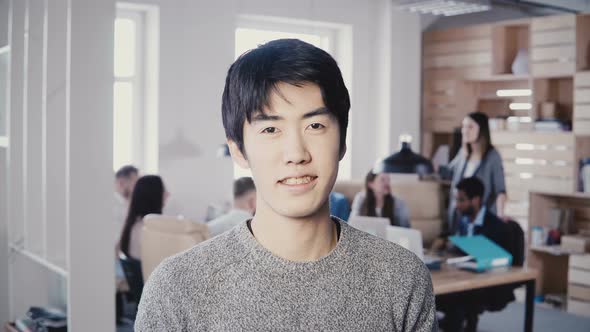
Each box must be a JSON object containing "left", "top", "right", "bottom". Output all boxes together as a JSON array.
[{"left": 374, "top": 135, "right": 434, "bottom": 175}]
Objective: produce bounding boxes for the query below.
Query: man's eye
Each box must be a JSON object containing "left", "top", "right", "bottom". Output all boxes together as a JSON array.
[
  {"left": 262, "top": 127, "right": 277, "bottom": 134},
  {"left": 309, "top": 123, "right": 325, "bottom": 130}
]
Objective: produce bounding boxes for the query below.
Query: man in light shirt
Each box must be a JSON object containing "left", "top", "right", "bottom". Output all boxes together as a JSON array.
[{"left": 208, "top": 177, "right": 256, "bottom": 237}]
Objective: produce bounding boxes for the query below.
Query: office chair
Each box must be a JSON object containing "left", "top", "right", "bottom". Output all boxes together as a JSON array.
[
  {"left": 463, "top": 219, "right": 526, "bottom": 331},
  {"left": 141, "top": 214, "right": 209, "bottom": 281},
  {"left": 119, "top": 252, "right": 144, "bottom": 306}
]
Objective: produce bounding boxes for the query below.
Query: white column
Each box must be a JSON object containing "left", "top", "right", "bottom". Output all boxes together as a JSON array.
[
  {"left": 7, "top": 0, "right": 26, "bottom": 321},
  {"left": 389, "top": 9, "right": 422, "bottom": 154},
  {"left": 66, "top": 0, "right": 115, "bottom": 330},
  {"left": 373, "top": 0, "right": 393, "bottom": 162},
  {"left": 46, "top": 0, "right": 68, "bottom": 268},
  {"left": 0, "top": 0, "right": 12, "bottom": 324},
  {"left": 25, "top": 0, "right": 46, "bottom": 255}
]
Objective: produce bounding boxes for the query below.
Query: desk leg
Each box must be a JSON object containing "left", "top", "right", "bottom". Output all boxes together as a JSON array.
[{"left": 525, "top": 279, "right": 535, "bottom": 332}]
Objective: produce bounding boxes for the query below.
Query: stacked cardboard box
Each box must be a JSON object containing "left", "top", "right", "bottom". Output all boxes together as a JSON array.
[
  {"left": 568, "top": 254, "right": 590, "bottom": 317},
  {"left": 561, "top": 234, "right": 590, "bottom": 253}
]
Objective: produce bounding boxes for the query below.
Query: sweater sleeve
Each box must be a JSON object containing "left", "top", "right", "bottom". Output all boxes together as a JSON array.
[
  {"left": 404, "top": 263, "right": 438, "bottom": 332},
  {"left": 135, "top": 260, "right": 184, "bottom": 331}
]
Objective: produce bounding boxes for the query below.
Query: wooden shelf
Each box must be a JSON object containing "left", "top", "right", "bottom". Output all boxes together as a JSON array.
[
  {"left": 531, "top": 191, "right": 590, "bottom": 200},
  {"left": 530, "top": 245, "right": 585, "bottom": 256},
  {"left": 466, "top": 74, "right": 531, "bottom": 82},
  {"left": 528, "top": 191, "right": 590, "bottom": 295}
]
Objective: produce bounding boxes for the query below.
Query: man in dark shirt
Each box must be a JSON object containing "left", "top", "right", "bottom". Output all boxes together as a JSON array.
[{"left": 438, "top": 177, "right": 513, "bottom": 332}]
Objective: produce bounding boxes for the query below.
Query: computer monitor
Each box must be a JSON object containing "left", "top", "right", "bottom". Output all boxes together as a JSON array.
[
  {"left": 385, "top": 225, "right": 424, "bottom": 261},
  {"left": 348, "top": 216, "right": 390, "bottom": 240}
]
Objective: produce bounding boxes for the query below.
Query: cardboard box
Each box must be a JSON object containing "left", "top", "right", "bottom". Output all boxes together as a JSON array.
[
  {"left": 561, "top": 235, "right": 590, "bottom": 253},
  {"left": 569, "top": 284, "right": 590, "bottom": 302},
  {"left": 568, "top": 268, "right": 590, "bottom": 287},
  {"left": 568, "top": 299, "right": 590, "bottom": 317},
  {"left": 540, "top": 102, "right": 557, "bottom": 119},
  {"left": 570, "top": 254, "right": 590, "bottom": 270}
]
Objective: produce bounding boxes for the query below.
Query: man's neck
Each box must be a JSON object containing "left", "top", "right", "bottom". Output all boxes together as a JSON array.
[
  {"left": 468, "top": 206, "right": 482, "bottom": 223},
  {"left": 232, "top": 203, "right": 249, "bottom": 214},
  {"left": 250, "top": 202, "right": 337, "bottom": 262}
]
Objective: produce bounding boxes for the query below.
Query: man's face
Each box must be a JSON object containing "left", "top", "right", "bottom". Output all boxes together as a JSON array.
[
  {"left": 115, "top": 173, "right": 138, "bottom": 200},
  {"left": 455, "top": 190, "right": 478, "bottom": 217},
  {"left": 229, "top": 82, "right": 344, "bottom": 219}
]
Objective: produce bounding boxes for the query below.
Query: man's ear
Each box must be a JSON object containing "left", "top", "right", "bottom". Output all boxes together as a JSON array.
[
  {"left": 227, "top": 140, "right": 250, "bottom": 170},
  {"left": 338, "top": 143, "right": 347, "bottom": 161}
]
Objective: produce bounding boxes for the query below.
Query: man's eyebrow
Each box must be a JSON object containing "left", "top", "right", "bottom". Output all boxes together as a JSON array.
[
  {"left": 302, "top": 107, "right": 330, "bottom": 119},
  {"left": 251, "top": 113, "right": 283, "bottom": 122},
  {"left": 251, "top": 107, "right": 330, "bottom": 122}
]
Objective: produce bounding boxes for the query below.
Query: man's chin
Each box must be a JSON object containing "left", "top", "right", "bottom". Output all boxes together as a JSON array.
[{"left": 273, "top": 205, "right": 327, "bottom": 220}]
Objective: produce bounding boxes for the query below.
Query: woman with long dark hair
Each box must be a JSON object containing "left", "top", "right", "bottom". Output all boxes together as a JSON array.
[
  {"left": 350, "top": 170, "right": 410, "bottom": 228},
  {"left": 447, "top": 112, "right": 507, "bottom": 229},
  {"left": 118, "top": 175, "right": 167, "bottom": 260}
]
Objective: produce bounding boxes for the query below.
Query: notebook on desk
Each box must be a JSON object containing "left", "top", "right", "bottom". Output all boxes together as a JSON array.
[
  {"left": 449, "top": 235, "right": 513, "bottom": 272},
  {"left": 386, "top": 226, "right": 443, "bottom": 270}
]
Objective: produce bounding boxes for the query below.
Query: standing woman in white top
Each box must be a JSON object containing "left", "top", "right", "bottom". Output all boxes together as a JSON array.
[
  {"left": 118, "top": 175, "right": 168, "bottom": 261},
  {"left": 351, "top": 170, "right": 411, "bottom": 228},
  {"left": 447, "top": 112, "right": 507, "bottom": 230}
]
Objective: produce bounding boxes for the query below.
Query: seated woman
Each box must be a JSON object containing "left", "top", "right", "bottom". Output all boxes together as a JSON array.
[
  {"left": 118, "top": 175, "right": 168, "bottom": 261},
  {"left": 351, "top": 170, "right": 410, "bottom": 228}
]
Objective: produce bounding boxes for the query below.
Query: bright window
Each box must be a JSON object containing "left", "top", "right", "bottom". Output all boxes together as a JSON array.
[{"left": 113, "top": 5, "right": 159, "bottom": 173}]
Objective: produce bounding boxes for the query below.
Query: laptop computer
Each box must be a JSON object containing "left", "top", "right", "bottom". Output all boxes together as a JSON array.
[
  {"left": 386, "top": 225, "right": 443, "bottom": 269},
  {"left": 348, "top": 216, "right": 389, "bottom": 239}
]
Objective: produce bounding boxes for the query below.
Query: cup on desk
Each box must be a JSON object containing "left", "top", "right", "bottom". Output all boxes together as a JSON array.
[{"left": 531, "top": 226, "right": 545, "bottom": 246}]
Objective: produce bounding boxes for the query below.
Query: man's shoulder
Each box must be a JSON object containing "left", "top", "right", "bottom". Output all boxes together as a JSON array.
[
  {"left": 147, "top": 226, "right": 247, "bottom": 288},
  {"left": 484, "top": 210, "right": 505, "bottom": 227}
]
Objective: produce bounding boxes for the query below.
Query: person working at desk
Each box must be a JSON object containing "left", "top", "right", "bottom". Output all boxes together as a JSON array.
[
  {"left": 351, "top": 170, "right": 411, "bottom": 227},
  {"left": 135, "top": 39, "right": 436, "bottom": 331},
  {"left": 437, "top": 177, "right": 517, "bottom": 332}
]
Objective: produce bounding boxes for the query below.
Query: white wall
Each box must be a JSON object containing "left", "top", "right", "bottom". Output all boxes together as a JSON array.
[
  {"left": 1, "top": 0, "right": 115, "bottom": 329},
  {"left": 125, "top": 0, "right": 423, "bottom": 220}
]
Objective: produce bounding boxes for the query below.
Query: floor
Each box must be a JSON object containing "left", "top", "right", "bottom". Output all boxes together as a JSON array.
[{"left": 478, "top": 302, "right": 590, "bottom": 332}]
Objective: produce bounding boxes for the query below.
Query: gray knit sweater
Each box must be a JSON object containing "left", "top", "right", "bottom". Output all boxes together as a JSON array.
[{"left": 135, "top": 219, "right": 437, "bottom": 331}]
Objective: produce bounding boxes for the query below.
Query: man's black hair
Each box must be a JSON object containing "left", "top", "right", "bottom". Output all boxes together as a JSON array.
[
  {"left": 456, "top": 177, "right": 485, "bottom": 200},
  {"left": 115, "top": 165, "right": 138, "bottom": 179},
  {"left": 233, "top": 177, "right": 256, "bottom": 199},
  {"left": 221, "top": 38, "right": 350, "bottom": 155}
]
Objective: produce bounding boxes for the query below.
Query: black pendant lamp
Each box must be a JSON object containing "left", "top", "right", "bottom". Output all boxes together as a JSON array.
[{"left": 373, "top": 135, "right": 434, "bottom": 176}]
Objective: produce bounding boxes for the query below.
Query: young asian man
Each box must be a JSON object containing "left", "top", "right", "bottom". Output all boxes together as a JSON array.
[{"left": 135, "top": 39, "right": 436, "bottom": 331}]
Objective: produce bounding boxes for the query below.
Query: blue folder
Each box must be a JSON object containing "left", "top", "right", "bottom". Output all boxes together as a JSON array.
[{"left": 449, "top": 235, "right": 513, "bottom": 272}]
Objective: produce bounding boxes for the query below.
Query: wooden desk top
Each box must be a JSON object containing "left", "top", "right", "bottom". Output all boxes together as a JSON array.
[{"left": 431, "top": 265, "right": 538, "bottom": 295}]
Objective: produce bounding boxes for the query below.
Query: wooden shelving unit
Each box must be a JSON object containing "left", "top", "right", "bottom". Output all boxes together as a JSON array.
[
  {"left": 528, "top": 191, "right": 590, "bottom": 317},
  {"left": 422, "top": 14, "right": 590, "bottom": 235}
]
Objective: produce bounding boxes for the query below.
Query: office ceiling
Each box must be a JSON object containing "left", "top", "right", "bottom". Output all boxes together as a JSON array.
[{"left": 421, "top": 0, "right": 590, "bottom": 31}]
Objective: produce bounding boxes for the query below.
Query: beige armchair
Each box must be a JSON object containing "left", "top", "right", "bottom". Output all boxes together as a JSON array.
[
  {"left": 333, "top": 178, "right": 444, "bottom": 246},
  {"left": 141, "top": 214, "right": 210, "bottom": 281}
]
